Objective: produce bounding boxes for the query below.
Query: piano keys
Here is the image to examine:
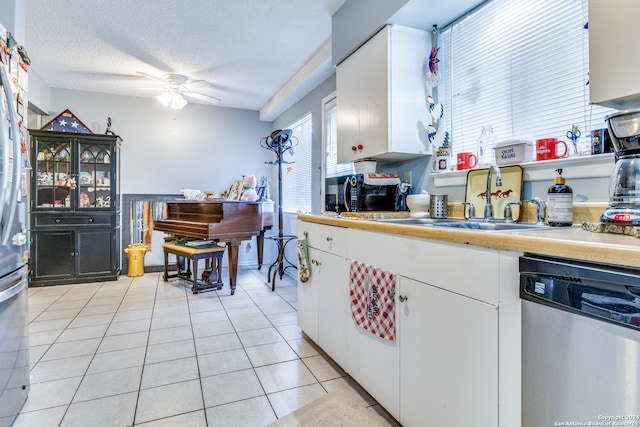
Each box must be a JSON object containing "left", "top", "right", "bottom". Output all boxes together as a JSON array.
[{"left": 154, "top": 200, "right": 273, "bottom": 294}]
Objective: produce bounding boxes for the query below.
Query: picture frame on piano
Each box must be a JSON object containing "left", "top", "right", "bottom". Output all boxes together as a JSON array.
[{"left": 227, "top": 180, "right": 243, "bottom": 201}]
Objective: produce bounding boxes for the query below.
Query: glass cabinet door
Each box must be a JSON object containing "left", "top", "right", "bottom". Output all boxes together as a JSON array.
[
  {"left": 35, "top": 140, "right": 72, "bottom": 208},
  {"left": 78, "top": 142, "right": 113, "bottom": 209}
]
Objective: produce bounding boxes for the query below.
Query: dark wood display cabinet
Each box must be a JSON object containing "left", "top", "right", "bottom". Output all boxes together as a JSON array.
[{"left": 29, "top": 130, "right": 121, "bottom": 285}]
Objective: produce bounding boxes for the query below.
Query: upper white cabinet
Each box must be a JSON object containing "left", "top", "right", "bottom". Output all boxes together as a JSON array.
[
  {"left": 589, "top": 0, "right": 640, "bottom": 109},
  {"left": 336, "top": 25, "right": 431, "bottom": 164}
]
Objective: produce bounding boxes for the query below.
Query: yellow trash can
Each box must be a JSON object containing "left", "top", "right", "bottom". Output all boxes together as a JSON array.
[{"left": 124, "top": 244, "right": 148, "bottom": 277}]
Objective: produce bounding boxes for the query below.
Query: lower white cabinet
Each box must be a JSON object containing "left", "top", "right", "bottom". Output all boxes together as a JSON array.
[
  {"left": 316, "top": 249, "right": 350, "bottom": 368},
  {"left": 297, "top": 221, "right": 350, "bottom": 368},
  {"left": 399, "top": 276, "right": 498, "bottom": 426},
  {"left": 297, "top": 246, "right": 320, "bottom": 343},
  {"left": 346, "top": 306, "right": 400, "bottom": 418},
  {"left": 298, "top": 221, "right": 521, "bottom": 426}
]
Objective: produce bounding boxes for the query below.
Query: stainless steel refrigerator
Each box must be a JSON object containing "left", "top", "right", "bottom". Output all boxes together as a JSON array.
[{"left": 0, "top": 29, "right": 30, "bottom": 427}]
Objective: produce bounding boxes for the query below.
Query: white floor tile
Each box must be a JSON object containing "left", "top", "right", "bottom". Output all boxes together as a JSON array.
[
  {"left": 72, "top": 365, "right": 142, "bottom": 402},
  {"left": 40, "top": 338, "right": 101, "bottom": 361},
  {"left": 148, "top": 324, "right": 193, "bottom": 345},
  {"left": 200, "top": 369, "right": 264, "bottom": 408},
  {"left": 302, "top": 354, "right": 346, "bottom": 382},
  {"left": 30, "top": 355, "right": 92, "bottom": 383},
  {"left": 205, "top": 395, "right": 277, "bottom": 427},
  {"left": 254, "top": 359, "right": 317, "bottom": 394},
  {"left": 245, "top": 341, "right": 298, "bottom": 367},
  {"left": 135, "top": 410, "right": 207, "bottom": 426},
  {"left": 61, "top": 392, "right": 137, "bottom": 427},
  {"left": 20, "top": 377, "right": 82, "bottom": 412},
  {"left": 267, "top": 383, "right": 327, "bottom": 419},
  {"left": 198, "top": 348, "right": 252, "bottom": 378},
  {"left": 141, "top": 356, "right": 199, "bottom": 389},
  {"left": 194, "top": 332, "right": 242, "bottom": 356},
  {"left": 135, "top": 379, "right": 204, "bottom": 424},
  {"left": 238, "top": 327, "right": 285, "bottom": 347},
  {"left": 97, "top": 331, "right": 148, "bottom": 353},
  {"left": 86, "top": 346, "right": 146, "bottom": 374},
  {"left": 12, "top": 405, "right": 67, "bottom": 427},
  {"left": 145, "top": 339, "right": 196, "bottom": 364}
]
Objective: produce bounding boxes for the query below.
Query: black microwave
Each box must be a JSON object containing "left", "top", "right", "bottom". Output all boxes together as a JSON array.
[{"left": 342, "top": 174, "right": 399, "bottom": 212}]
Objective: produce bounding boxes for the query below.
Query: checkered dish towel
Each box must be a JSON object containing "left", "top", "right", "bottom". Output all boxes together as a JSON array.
[{"left": 349, "top": 260, "right": 396, "bottom": 341}]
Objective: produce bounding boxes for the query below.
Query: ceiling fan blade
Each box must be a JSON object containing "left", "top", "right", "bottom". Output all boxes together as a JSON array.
[
  {"left": 185, "top": 91, "right": 221, "bottom": 104},
  {"left": 182, "top": 79, "right": 209, "bottom": 88},
  {"left": 136, "top": 71, "right": 165, "bottom": 84}
]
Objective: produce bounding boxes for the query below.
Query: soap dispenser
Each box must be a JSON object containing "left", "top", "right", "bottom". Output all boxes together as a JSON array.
[{"left": 547, "top": 168, "right": 573, "bottom": 226}]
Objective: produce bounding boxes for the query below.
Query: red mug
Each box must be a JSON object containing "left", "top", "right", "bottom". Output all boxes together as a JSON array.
[
  {"left": 536, "top": 138, "right": 568, "bottom": 161},
  {"left": 457, "top": 152, "right": 477, "bottom": 170}
]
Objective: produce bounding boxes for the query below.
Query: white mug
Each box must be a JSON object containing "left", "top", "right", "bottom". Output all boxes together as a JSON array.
[{"left": 431, "top": 147, "right": 451, "bottom": 173}]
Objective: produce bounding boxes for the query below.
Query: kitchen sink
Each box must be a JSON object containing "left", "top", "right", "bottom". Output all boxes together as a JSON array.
[
  {"left": 373, "top": 217, "right": 459, "bottom": 225},
  {"left": 373, "top": 217, "right": 550, "bottom": 231},
  {"left": 432, "top": 221, "right": 549, "bottom": 232}
]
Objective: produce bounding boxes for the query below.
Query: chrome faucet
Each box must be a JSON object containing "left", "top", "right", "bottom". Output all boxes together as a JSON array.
[
  {"left": 483, "top": 164, "right": 503, "bottom": 220},
  {"left": 530, "top": 197, "right": 547, "bottom": 225}
]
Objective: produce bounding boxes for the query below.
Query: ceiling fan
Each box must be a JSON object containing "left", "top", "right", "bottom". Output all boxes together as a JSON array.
[{"left": 137, "top": 71, "right": 221, "bottom": 109}]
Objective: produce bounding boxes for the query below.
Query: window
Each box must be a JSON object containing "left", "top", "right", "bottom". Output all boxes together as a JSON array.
[
  {"left": 323, "top": 93, "right": 353, "bottom": 178},
  {"left": 281, "top": 113, "right": 312, "bottom": 213},
  {"left": 441, "top": 0, "right": 614, "bottom": 162}
]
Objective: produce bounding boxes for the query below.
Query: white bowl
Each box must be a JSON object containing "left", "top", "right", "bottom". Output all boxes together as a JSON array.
[
  {"left": 354, "top": 159, "right": 377, "bottom": 174},
  {"left": 406, "top": 194, "right": 430, "bottom": 215}
]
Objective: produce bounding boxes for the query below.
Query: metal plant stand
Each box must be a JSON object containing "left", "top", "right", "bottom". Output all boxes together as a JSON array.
[{"left": 260, "top": 129, "right": 298, "bottom": 291}]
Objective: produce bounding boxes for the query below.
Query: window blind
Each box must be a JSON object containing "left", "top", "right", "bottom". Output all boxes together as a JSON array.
[
  {"left": 282, "top": 113, "right": 312, "bottom": 213},
  {"left": 324, "top": 95, "right": 354, "bottom": 178},
  {"left": 441, "top": 0, "right": 615, "bottom": 162}
]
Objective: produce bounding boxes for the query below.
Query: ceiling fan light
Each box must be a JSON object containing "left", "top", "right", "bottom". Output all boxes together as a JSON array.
[
  {"left": 157, "top": 92, "right": 172, "bottom": 106},
  {"left": 170, "top": 93, "right": 187, "bottom": 109}
]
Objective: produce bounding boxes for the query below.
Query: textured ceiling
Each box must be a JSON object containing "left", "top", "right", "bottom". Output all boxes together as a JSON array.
[{"left": 24, "top": 0, "right": 348, "bottom": 115}]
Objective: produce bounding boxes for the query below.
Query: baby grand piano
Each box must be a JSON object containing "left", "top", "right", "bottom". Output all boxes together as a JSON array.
[{"left": 154, "top": 200, "right": 273, "bottom": 294}]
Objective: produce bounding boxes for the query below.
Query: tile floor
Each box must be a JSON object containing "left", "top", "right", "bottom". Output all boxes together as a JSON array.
[{"left": 15, "top": 266, "right": 398, "bottom": 426}]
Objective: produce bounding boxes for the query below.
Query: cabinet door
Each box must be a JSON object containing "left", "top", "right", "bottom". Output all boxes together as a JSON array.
[
  {"left": 298, "top": 246, "right": 321, "bottom": 342},
  {"left": 76, "top": 228, "right": 115, "bottom": 277},
  {"left": 346, "top": 289, "right": 399, "bottom": 419},
  {"left": 77, "top": 142, "right": 115, "bottom": 209},
  {"left": 336, "top": 46, "right": 363, "bottom": 164},
  {"left": 31, "top": 230, "right": 74, "bottom": 281},
  {"left": 358, "top": 25, "right": 389, "bottom": 159},
  {"left": 399, "top": 277, "right": 498, "bottom": 426},
  {"left": 589, "top": 0, "right": 640, "bottom": 108},
  {"left": 317, "top": 252, "right": 349, "bottom": 369},
  {"left": 336, "top": 26, "right": 389, "bottom": 163},
  {"left": 33, "top": 138, "right": 73, "bottom": 209}
]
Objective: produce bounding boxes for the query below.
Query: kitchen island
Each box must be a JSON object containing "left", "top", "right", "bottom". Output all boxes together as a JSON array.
[{"left": 296, "top": 213, "right": 639, "bottom": 427}]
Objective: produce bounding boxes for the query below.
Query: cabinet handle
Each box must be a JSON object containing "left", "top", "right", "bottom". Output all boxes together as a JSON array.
[
  {"left": 70, "top": 252, "right": 75, "bottom": 257},
  {"left": 326, "top": 236, "right": 333, "bottom": 242},
  {"left": 55, "top": 219, "right": 61, "bottom": 223},
  {"left": 357, "top": 144, "right": 363, "bottom": 150},
  {"left": 399, "top": 295, "right": 408, "bottom": 302},
  {"left": 351, "top": 145, "right": 357, "bottom": 152},
  {"left": 311, "top": 259, "right": 321, "bottom": 266},
  {"left": 88, "top": 218, "right": 93, "bottom": 223}
]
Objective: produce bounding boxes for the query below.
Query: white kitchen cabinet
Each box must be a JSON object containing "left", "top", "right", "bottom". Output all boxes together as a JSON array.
[
  {"left": 298, "top": 220, "right": 522, "bottom": 426},
  {"left": 297, "top": 245, "right": 320, "bottom": 343},
  {"left": 297, "top": 221, "right": 350, "bottom": 368},
  {"left": 336, "top": 24, "right": 431, "bottom": 164},
  {"left": 346, "top": 301, "right": 400, "bottom": 419},
  {"left": 347, "top": 227, "right": 521, "bottom": 426},
  {"left": 589, "top": 0, "right": 640, "bottom": 109},
  {"left": 398, "top": 276, "right": 498, "bottom": 426}
]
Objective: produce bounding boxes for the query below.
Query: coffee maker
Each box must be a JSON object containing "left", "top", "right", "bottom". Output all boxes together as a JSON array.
[{"left": 601, "top": 110, "right": 640, "bottom": 225}]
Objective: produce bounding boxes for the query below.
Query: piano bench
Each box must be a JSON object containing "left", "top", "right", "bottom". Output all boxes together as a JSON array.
[{"left": 162, "top": 242, "right": 227, "bottom": 294}]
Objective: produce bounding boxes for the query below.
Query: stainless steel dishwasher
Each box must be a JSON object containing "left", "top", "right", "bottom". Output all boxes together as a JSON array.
[{"left": 520, "top": 255, "right": 640, "bottom": 426}]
